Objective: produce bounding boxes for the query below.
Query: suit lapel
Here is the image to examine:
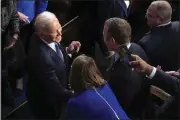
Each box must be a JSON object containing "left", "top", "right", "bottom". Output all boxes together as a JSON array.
[
  {"left": 117, "top": 0, "right": 128, "bottom": 17},
  {"left": 39, "top": 40, "right": 67, "bottom": 70},
  {"left": 127, "top": 0, "right": 132, "bottom": 16}
]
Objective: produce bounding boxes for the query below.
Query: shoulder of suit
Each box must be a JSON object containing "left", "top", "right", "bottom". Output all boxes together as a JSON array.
[{"left": 145, "top": 31, "right": 151, "bottom": 35}]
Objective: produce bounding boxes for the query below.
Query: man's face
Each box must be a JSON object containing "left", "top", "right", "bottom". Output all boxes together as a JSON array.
[
  {"left": 41, "top": 18, "right": 62, "bottom": 43},
  {"left": 103, "top": 24, "right": 116, "bottom": 51},
  {"left": 146, "top": 5, "right": 161, "bottom": 28}
]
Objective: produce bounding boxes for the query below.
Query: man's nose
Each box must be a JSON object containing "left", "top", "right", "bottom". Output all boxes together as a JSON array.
[{"left": 58, "top": 29, "right": 62, "bottom": 36}]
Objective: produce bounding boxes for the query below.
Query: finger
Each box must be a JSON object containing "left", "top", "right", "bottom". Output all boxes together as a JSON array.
[
  {"left": 6, "top": 42, "right": 14, "bottom": 49},
  {"left": 165, "top": 71, "right": 175, "bottom": 74},
  {"left": 129, "top": 61, "right": 140, "bottom": 67},
  {"left": 22, "top": 18, "right": 27, "bottom": 23},
  {"left": 76, "top": 41, "right": 81, "bottom": 45},
  {"left": 76, "top": 47, "right": 80, "bottom": 53},
  {"left": 130, "top": 54, "right": 141, "bottom": 61},
  {"left": 25, "top": 18, "right": 30, "bottom": 23},
  {"left": 157, "top": 65, "right": 161, "bottom": 70}
]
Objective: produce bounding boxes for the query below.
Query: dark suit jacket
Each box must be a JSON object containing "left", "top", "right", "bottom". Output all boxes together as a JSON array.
[
  {"left": 151, "top": 70, "right": 180, "bottom": 119},
  {"left": 108, "top": 43, "right": 150, "bottom": 119},
  {"left": 138, "top": 21, "right": 180, "bottom": 71},
  {"left": 97, "top": 0, "right": 132, "bottom": 33},
  {"left": 26, "top": 34, "right": 73, "bottom": 119}
]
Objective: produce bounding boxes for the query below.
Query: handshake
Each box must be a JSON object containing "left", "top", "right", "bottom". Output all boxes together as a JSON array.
[{"left": 129, "top": 54, "right": 180, "bottom": 78}]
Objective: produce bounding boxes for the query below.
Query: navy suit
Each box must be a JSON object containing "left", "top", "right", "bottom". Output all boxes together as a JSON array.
[
  {"left": 138, "top": 21, "right": 180, "bottom": 71},
  {"left": 26, "top": 34, "right": 73, "bottom": 119},
  {"left": 151, "top": 70, "right": 180, "bottom": 119},
  {"left": 108, "top": 43, "right": 151, "bottom": 119},
  {"left": 66, "top": 83, "right": 129, "bottom": 120}
]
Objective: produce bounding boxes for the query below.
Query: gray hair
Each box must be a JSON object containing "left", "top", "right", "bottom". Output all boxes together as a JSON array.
[
  {"left": 151, "top": 0, "right": 172, "bottom": 23},
  {"left": 34, "top": 11, "right": 57, "bottom": 34}
]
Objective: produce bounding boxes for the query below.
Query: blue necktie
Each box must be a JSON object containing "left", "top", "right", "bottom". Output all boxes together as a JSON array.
[{"left": 55, "top": 43, "right": 64, "bottom": 61}]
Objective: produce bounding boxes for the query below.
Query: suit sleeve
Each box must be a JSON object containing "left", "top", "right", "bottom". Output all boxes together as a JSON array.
[
  {"left": 151, "top": 70, "right": 180, "bottom": 96},
  {"left": 29, "top": 54, "right": 73, "bottom": 101},
  {"left": 35, "top": 0, "right": 48, "bottom": 15}
]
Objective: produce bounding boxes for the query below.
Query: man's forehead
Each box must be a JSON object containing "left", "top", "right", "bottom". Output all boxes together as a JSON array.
[{"left": 147, "top": 5, "right": 157, "bottom": 14}]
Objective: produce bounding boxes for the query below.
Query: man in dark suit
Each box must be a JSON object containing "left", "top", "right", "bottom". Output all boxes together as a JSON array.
[
  {"left": 103, "top": 18, "right": 150, "bottom": 119},
  {"left": 26, "top": 11, "right": 81, "bottom": 119},
  {"left": 138, "top": 0, "right": 180, "bottom": 71},
  {"left": 130, "top": 54, "right": 180, "bottom": 119}
]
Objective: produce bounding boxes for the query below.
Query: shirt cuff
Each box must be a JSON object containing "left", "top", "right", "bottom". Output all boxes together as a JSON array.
[{"left": 147, "top": 67, "right": 157, "bottom": 79}]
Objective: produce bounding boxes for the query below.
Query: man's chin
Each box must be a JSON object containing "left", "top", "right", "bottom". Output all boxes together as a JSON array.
[{"left": 56, "top": 39, "right": 62, "bottom": 43}]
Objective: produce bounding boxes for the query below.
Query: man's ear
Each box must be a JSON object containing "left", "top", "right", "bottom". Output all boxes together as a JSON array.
[
  {"left": 39, "top": 33, "right": 44, "bottom": 40},
  {"left": 158, "top": 18, "right": 163, "bottom": 25}
]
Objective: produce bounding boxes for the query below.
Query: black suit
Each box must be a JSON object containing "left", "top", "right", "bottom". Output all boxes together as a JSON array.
[
  {"left": 138, "top": 21, "right": 180, "bottom": 71},
  {"left": 26, "top": 34, "right": 73, "bottom": 119},
  {"left": 151, "top": 70, "right": 180, "bottom": 119},
  {"left": 108, "top": 43, "right": 150, "bottom": 119}
]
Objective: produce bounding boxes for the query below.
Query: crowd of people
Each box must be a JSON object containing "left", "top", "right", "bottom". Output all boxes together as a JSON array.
[{"left": 1, "top": 0, "right": 180, "bottom": 119}]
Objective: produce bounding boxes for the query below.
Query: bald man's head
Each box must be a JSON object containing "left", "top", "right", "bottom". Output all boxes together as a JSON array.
[
  {"left": 34, "top": 11, "right": 58, "bottom": 34},
  {"left": 34, "top": 11, "right": 62, "bottom": 43},
  {"left": 147, "top": 0, "right": 172, "bottom": 27}
]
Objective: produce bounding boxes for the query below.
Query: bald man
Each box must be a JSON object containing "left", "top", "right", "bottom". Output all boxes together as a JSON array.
[
  {"left": 26, "top": 11, "right": 81, "bottom": 119},
  {"left": 138, "top": 0, "right": 180, "bottom": 71}
]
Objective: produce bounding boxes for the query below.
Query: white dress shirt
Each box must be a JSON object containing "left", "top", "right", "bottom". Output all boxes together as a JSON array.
[
  {"left": 157, "top": 21, "right": 171, "bottom": 27},
  {"left": 124, "top": 0, "right": 130, "bottom": 8},
  {"left": 127, "top": 42, "right": 131, "bottom": 49}
]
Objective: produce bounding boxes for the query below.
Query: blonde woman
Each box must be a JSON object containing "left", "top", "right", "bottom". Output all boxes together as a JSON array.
[{"left": 66, "top": 55, "right": 129, "bottom": 120}]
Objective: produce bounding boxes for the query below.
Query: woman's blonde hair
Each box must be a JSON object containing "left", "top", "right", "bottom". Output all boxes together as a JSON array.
[{"left": 69, "top": 55, "right": 105, "bottom": 93}]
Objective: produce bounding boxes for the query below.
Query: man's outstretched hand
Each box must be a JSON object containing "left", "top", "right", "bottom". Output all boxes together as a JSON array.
[
  {"left": 129, "top": 54, "right": 153, "bottom": 76},
  {"left": 67, "top": 41, "right": 81, "bottom": 54}
]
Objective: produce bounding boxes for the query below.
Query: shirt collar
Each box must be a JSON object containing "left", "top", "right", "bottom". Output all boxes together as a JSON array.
[
  {"left": 41, "top": 39, "right": 56, "bottom": 52},
  {"left": 126, "top": 42, "right": 131, "bottom": 49},
  {"left": 157, "top": 21, "right": 171, "bottom": 27}
]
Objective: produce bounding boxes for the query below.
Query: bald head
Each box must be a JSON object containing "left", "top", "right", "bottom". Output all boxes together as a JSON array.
[
  {"left": 34, "top": 11, "right": 58, "bottom": 34},
  {"left": 150, "top": 0, "right": 172, "bottom": 23},
  {"left": 34, "top": 11, "right": 62, "bottom": 43}
]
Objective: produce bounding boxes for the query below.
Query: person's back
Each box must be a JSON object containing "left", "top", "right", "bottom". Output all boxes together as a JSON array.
[
  {"left": 138, "top": 1, "right": 180, "bottom": 71},
  {"left": 138, "top": 21, "right": 180, "bottom": 71},
  {"left": 67, "top": 83, "right": 129, "bottom": 120},
  {"left": 66, "top": 55, "right": 129, "bottom": 120}
]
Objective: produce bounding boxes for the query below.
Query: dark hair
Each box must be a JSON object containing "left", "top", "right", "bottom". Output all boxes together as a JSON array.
[
  {"left": 104, "top": 18, "right": 131, "bottom": 45},
  {"left": 69, "top": 55, "right": 105, "bottom": 93}
]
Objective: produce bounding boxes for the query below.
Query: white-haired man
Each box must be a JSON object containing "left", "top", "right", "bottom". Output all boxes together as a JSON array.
[
  {"left": 26, "top": 11, "right": 81, "bottom": 119},
  {"left": 138, "top": 0, "right": 180, "bottom": 71}
]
